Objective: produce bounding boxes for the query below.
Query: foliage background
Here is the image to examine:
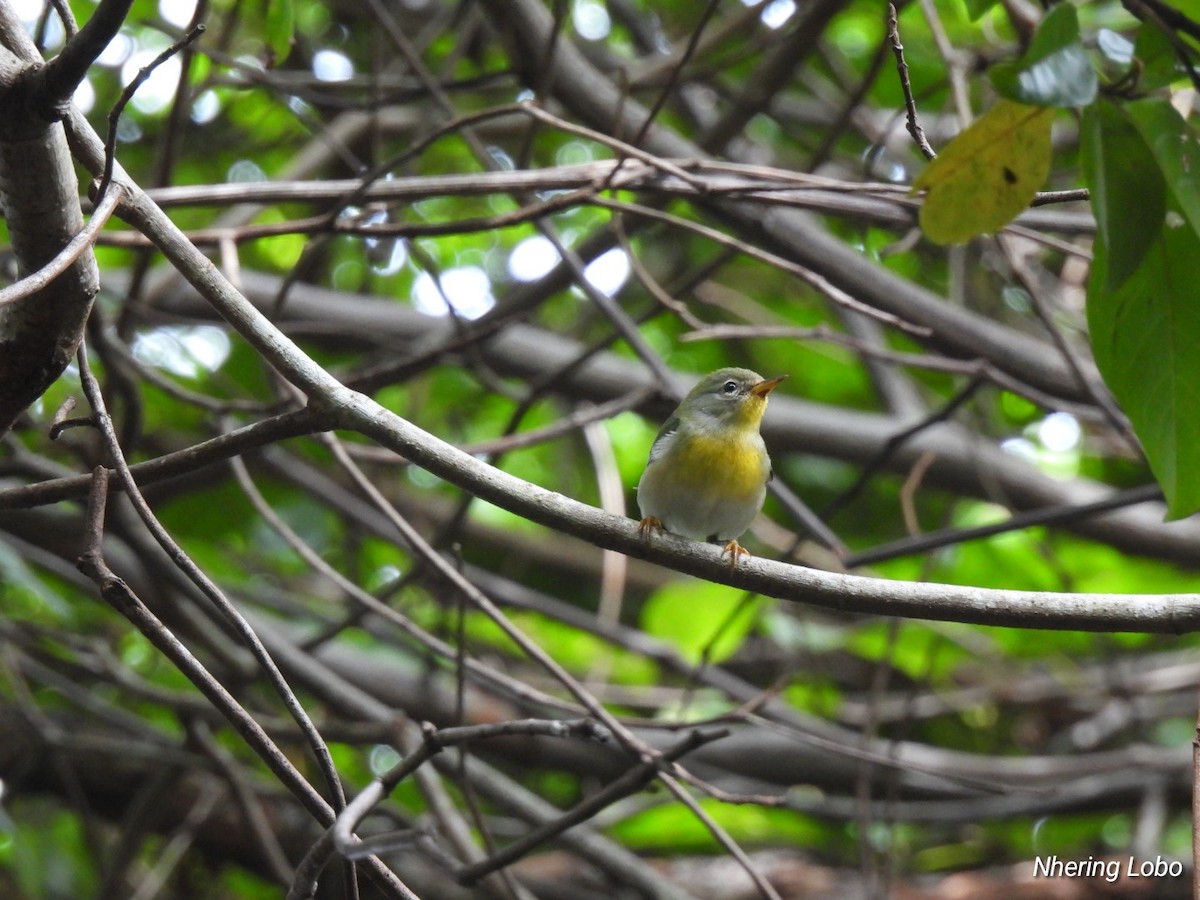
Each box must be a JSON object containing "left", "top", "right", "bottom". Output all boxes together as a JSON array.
[{"left": 2, "top": 0, "right": 1200, "bottom": 897}]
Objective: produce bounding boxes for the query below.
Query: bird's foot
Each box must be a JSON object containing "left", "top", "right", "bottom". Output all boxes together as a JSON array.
[
  {"left": 721, "top": 539, "right": 750, "bottom": 567},
  {"left": 638, "top": 516, "right": 664, "bottom": 541}
]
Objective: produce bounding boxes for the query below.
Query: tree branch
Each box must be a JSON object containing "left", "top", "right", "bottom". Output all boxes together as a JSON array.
[
  {"left": 50, "top": 98, "right": 1200, "bottom": 643},
  {"left": 0, "top": 5, "right": 100, "bottom": 434}
]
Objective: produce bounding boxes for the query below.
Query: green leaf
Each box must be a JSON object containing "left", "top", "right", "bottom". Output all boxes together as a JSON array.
[
  {"left": 1088, "top": 226, "right": 1200, "bottom": 518},
  {"left": 1084, "top": 98, "right": 1200, "bottom": 518},
  {"left": 1132, "top": 23, "right": 1178, "bottom": 92},
  {"left": 265, "top": 0, "right": 295, "bottom": 64},
  {"left": 1081, "top": 99, "right": 1165, "bottom": 291},
  {"left": 1126, "top": 99, "right": 1200, "bottom": 236},
  {"left": 990, "top": 4, "right": 1097, "bottom": 107},
  {"left": 640, "top": 579, "right": 758, "bottom": 665},
  {"left": 913, "top": 100, "right": 1054, "bottom": 245}
]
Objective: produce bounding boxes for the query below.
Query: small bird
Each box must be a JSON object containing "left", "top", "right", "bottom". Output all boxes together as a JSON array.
[{"left": 637, "top": 367, "right": 787, "bottom": 564}]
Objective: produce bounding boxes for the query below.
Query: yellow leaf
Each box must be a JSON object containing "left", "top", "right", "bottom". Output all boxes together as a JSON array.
[{"left": 913, "top": 101, "right": 1054, "bottom": 245}]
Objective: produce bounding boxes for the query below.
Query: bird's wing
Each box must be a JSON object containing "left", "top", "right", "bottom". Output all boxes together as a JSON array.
[{"left": 647, "top": 414, "right": 680, "bottom": 463}]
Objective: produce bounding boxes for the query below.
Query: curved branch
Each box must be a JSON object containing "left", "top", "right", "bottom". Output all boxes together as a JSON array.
[
  {"left": 37, "top": 0, "right": 133, "bottom": 114},
  {"left": 54, "top": 107, "right": 1200, "bottom": 636},
  {"left": 340, "top": 390, "right": 1200, "bottom": 633},
  {"left": 133, "top": 271, "right": 1200, "bottom": 567}
]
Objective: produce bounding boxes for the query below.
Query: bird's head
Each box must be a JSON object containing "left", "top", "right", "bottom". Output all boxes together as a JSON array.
[{"left": 677, "top": 368, "right": 787, "bottom": 430}]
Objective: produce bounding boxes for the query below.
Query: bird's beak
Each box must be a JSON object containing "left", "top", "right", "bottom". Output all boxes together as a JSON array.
[{"left": 750, "top": 375, "right": 788, "bottom": 397}]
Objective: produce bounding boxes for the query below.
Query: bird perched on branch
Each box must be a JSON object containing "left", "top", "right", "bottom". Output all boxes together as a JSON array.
[{"left": 637, "top": 367, "right": 786, "bottom": 565}]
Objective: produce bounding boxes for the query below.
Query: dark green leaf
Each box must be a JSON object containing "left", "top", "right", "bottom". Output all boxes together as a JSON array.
[
  {"left": 1088, "top": 223, "right": 1200, "bottom": 519},
  {"left": 1080, "top": 99, "right": 1165, "bottom": 291},
  {"left": 990, "top": 3, "right": 1097, "bottom": 107},
  {"left": 1133, "top": 23, "right": 1179, "bottom": 92},
  {"left": 1126, "top": 99, "right": 1200, "bottom": 234},
  {"left": 1021, "top": 2, "right": 1083, "bottom": 61},
  {"left": 1084, "top": 98, "right": 1200, "bottom": 517}
]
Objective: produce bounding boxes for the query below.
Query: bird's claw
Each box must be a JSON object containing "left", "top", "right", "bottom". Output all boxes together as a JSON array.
[
  {"left": 640, "top": 519, "right": 749, "bottom": 568},
  {"left": 638, "top": 516, "right": 664, "bottom": 541},
  {"left": 721, "top": 539, "right": 750, "bottom": 567}
]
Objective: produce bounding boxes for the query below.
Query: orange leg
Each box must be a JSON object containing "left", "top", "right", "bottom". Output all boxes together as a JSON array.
[
  {"left": 638, "top": 516, "right": 664, "bottom": 540},
  {"left": 721, "top": 539, "right": 750, "bottom": 567}
]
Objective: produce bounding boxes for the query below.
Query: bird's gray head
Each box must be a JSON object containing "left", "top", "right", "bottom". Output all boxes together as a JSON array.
[{"left": 678, "top": 367, "right": 787, "bottom": 427}]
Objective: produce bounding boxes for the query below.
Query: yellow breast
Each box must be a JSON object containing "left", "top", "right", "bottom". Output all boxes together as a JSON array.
[{"left": 665, "top": 430, "right": 769, "bottom": 501}]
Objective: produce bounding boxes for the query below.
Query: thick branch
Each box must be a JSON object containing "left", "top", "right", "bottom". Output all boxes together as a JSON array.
[
  {"left": 38, "top": 0, "right": 134, "bottom": 115},
  {"left": 0, "top": 11, "right": 99, "bottom": 434}
]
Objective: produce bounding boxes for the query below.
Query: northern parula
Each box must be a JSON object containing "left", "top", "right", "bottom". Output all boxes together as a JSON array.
[{"left": 637, "top": 367, "right": 787, "bottom": 564}]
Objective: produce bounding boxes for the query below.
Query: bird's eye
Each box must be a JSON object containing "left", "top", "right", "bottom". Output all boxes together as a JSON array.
[{"left": 722, "top": 380, "right": 738, "bottom": 394}]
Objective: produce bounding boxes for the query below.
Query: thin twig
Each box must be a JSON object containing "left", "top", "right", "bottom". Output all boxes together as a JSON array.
[
  {"left": 998, "top": 233, "right": 1135, "bottom": 448},
  {"left": 37, "top": 0, "right": 131, "bottom": 112},
  {"left": 73, "top": 344, "right": 358, "bottom": 898},
  {"left": 46, "top": 0, "right": 78, "bottom": 38},
  {"left": 658, "top": 770, "right": 783, "bottom": 900},
  {"left": 626, "top": 0, "right": 722, "bottom": 151},
  {"left": 917, "top": 0, "right": 972, "bottom": 126},
  {"left": 845, "top": 483, "right": 1165, "bottom": 568},
  {"left": 680, "top": 321, "right": 1110, "bottom": 423},
  {"left": 592, "top": 196, "right": 933, "bottom": 338},
  {"left": 887, "top": 3, "right": 935, "bottom": 160},
  {"left": 1124, "top": 0, "right": 1200, "bottom": 92},
  {"left": 899, "top": 450, "right": 937, "bottom": 535},
  {"left": 231, "top": 447, "right": 580, "bottom": 715},
  {"left": 319, "top": 433, "right": 653, "bottom": 754},
  {"left": 823, "top": 375, "right": 985, "bottom": 521},
  {"left": 73, "top": 467, "right": 414, "bottom": 900},
  {"left": 336, "top": 718, "right": 615, "bottom": 859},
  {"left": 0, "top": 185, "right": 122, "bottom": 308},
  {"left": 187, "top": 719, "right": 295, "bottom": 885},
  {"left": 455, "top": 728, "right": 726, "bottom": 885},
  {"left": 98, "top": 24, "right": 206, "bottom": 205},
  {"left": 47, "top": 396, "right": 82, "bottom": 440}
]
